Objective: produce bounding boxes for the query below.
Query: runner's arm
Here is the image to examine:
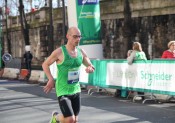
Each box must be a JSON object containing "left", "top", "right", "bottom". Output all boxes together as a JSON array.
[
  {"left": 42, "top": 49, "right": 60, "bottom": 80},
  {"left": 42, "top": 48, "right": 62, "bottom": 93},
  {"left": 81, "top": 49, "right": 95, "bottom": 73}
]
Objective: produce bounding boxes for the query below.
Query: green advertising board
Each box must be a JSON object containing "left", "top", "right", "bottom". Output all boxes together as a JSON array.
[
  {"left": 76, "top": 0, "right": 101, "bottom": 45},
  {"left": 0, "top": 15, "right": 2, "bottom": 68},
  {"left": 79, "top": 59, "right": 175, "bottom": 96}
]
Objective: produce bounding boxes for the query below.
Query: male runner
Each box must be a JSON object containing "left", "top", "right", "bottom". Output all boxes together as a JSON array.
[{"left": 42, "top": 27, "right": 95, "bottom": 123}]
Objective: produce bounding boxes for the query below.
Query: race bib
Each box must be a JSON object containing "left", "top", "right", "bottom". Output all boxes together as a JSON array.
[{"left": 68, "top": 68, "right": 80, "bottom": 84}]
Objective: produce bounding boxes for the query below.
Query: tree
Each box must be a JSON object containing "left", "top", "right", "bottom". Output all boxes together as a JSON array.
[
  {"left": 18, "top": 0, "right": 30, "bottom": 46},
  {"left": 123, "top": 0, "right": 132, "bottom": 53},
  {"left": 5, "top": 0, "right": 11, "bottom": 53}
]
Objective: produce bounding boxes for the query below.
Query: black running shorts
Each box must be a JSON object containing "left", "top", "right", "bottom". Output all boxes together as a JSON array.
[{"left": 58, "top": 92, "right": 81, "bottom": 117}]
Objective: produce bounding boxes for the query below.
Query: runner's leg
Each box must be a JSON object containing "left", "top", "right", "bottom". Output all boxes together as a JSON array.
[
  {"left": 58, "top": 95, "right": 76, "bottom": 123},
  {"left": 71, "top": 93, "right": 81, "bottom": 123}
]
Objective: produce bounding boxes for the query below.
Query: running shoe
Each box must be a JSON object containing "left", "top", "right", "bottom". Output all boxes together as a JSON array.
[{"left": 49, "top": 111, "right": 59, "bottom": 123}]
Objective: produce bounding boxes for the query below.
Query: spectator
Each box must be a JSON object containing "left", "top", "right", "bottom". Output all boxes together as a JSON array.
[
  {"left": 127, "top": 42, "right": 147, "bottom": 64},
  {"left": 23, "top": 51, "right": 33, "bottom": 72},
  {"left": 127, "top": 42, "right": 147, "bottom": 100},
  {"left": 161, "top": 40, "right": 175, "bottom": 58},
  {"left": 161, "top": 40, "right": 175, "bottom": 101}
]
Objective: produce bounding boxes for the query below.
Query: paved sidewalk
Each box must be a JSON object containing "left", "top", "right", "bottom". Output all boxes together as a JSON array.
[{"left": 1, "top": 80, "right": 175, "bottom": 123}]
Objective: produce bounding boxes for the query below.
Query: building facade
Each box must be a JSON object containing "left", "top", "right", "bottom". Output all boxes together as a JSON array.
[{"left": 2, "top": 0, "right": 175, "bottom": 68}]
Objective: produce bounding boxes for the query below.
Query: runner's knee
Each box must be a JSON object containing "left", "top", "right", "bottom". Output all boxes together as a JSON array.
[{"left": 64, "top": 116, "right": 75, "bottom": 123}]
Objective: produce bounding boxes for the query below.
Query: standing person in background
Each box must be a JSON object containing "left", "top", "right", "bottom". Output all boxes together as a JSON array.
[
  {"left": 127, "top": 42, "right": 147, "bottom": 100},
  {"left": 127, "top": 42, "right": 147, "bottom": 64},
  {"left": 161, "top": 40, "right": 175, "bottom": 102},
  {"left": 23, "top": 51, "right": 33, "bottom": 72},
  {"left": 42, "top": 27, "right": 95, "bottom": 123},
  {"left": 161, "top": 40, "right": 175, "bottom": 58}
]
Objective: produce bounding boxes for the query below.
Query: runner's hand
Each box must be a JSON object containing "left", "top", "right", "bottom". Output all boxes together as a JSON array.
[
  {"left": 85, "top": 65, "right": 95, "bottom": 73},
  {"left": 43, "top": 79, "right": 55, "bottom": 94}
]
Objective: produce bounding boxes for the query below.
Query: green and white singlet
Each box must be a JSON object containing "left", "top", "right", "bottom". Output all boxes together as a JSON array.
[
  {"left": 55, "top": 45, "right": 83, "bottom": 97},
  {"left": 135, "top": 51, "right": 147, "bottom": 60}
]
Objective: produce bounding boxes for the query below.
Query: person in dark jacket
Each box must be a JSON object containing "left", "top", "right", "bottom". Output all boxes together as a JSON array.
[{"left": 23, "top": 51, "right": 33, "bottom": 72}]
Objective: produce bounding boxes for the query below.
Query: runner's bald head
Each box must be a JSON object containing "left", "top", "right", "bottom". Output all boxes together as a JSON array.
[{"left": 67, "top": 27, "right": 80, "bottom": 35}]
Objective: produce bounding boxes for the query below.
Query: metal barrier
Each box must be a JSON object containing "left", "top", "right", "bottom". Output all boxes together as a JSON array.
[
  {"left": 5, "top": 57, "right": 22, "bottom": 69},
  {"left": 79, "top": 59, "right": 175, "bottom": 103}
]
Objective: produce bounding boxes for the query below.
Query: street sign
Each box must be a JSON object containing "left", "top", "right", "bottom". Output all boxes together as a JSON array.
[{"left": 2, "top": 53, "right": 12, "bottom": 63}]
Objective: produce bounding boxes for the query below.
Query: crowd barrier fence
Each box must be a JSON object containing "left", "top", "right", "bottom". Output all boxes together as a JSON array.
[{"left": 79, "top": 59, "right": 175, "bottom": 103}]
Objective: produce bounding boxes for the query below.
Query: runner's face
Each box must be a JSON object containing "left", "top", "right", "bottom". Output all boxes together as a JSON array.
[{"left": 69, "top": 30, "right": 82, "bottom": 46}]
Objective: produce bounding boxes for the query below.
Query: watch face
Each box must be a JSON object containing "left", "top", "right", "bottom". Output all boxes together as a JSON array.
[{"left": 2, "top": 53, "right": 12, "bottom": 63}]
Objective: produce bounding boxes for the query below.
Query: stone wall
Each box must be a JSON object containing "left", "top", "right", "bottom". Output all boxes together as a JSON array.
[
  {"left": 101, "top": 15, "right": 175, "bottom": 59},
  {"left": 100, "top": 0, "right": 175, "bottom": 19},
  {"left": 100, "top": 0, "right": 175, "bottom": 59}
]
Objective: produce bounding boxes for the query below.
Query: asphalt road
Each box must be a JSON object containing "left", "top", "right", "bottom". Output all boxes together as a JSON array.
[{"left": 1, "top": 79, "right": 175, "bottom": 123}]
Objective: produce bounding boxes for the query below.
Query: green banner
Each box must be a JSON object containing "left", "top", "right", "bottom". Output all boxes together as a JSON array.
[
  {"left": 79, "top": 59, "right": 175, "bottom": 96},
  {"left": 0, "top": 15, "right": 2, "bottom": 68},
  {"left": 76, "top": 0, "right": 101, "bottom": 45}
]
